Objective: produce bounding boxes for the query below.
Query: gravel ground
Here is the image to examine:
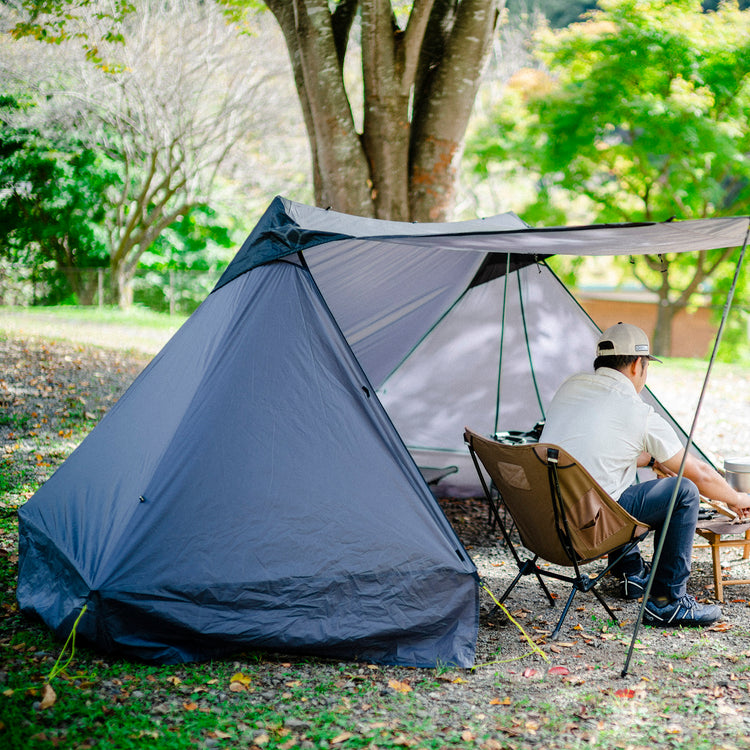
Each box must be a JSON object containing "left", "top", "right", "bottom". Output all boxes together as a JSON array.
[{"left": 4, "top": 318, "right": 750, "bottom": 748}]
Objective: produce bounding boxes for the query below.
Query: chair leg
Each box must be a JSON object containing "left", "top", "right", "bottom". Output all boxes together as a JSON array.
[
  {"left": 535, "top": 572, "right": 557, "bottom": 607},
  {"left": 590, "top": 585, "right": 621, "bottom": 627},
  {"left": 550, "top": 587, "right": 578, "bottom": 640},
  {"left": 494, "top": 558, "right": 557, "bottom": 616},
  {"left": 744, "top": 529, "right": 750, "bottom": 560}
]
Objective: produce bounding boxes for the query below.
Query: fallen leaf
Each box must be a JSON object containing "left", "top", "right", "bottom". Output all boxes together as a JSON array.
[
  {"left": 40, "top": 683, "right": 56, "bottom": 710},
  {"left": 392, "top": 733, "right": 418, "bottom": 747},
  {"left": 461, "top": 730, "right": 476, "bottom": 741},
  {"left": 229, "top": 681, "right": 247, "bottom": 693},
  {"left": 388, "top": 679, "right": 412, "bottom": 693},
  {"left": 548, "top": 666, "right": 570, "bottom": 676},
  {"left": 490, "top": 697, "right": 511, "bottom": 705},
  {"left": 522, "top": 668, "right": 538, "bottom": 678},
  {"left": 708, "top": 622, "right": 732, "bottom": 632},
  {"left": 615, "top": 688, "right": 636, "bottom": 699},
  {"left": 331, "top": 732, "right": 353, "bottom": 745},
  {"left": 182, "top": 701, "right": 198, "bottom": 711},
  {"left": 231, "top": 672, "right": 252, "bottom": 686}
]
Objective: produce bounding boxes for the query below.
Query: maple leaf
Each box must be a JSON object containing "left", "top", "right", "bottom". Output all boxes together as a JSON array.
[{"left": 615, "top": 688, "right": 636, "bottom": 699}]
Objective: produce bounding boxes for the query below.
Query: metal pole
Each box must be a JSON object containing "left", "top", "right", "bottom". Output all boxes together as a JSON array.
[{"left": 622, "top": 225, "right": 749, "bottom": 677}]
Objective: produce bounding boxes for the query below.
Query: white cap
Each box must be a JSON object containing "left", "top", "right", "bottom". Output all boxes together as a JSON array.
[{"left": 596, "top": 322, "right": 662, "bottom": 362}]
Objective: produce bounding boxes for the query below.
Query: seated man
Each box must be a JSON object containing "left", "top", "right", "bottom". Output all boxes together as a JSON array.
[{"left": 540, "top": 322, "right": 750, "bottom": 627}]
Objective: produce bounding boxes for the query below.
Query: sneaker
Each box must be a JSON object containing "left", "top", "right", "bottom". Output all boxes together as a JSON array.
[
  {"left": 622, "top": 562, "right": 651, "bottom": 600},
  {"left": 643, "top": 594, "right": 722, "bottom": 627}
]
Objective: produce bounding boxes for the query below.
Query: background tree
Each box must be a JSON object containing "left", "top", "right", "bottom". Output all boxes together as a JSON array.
[
  {"left": 0, "top": 92, "right": 115, "bottom": 304},
  {"left": 80, "top": 0, "right": 294, "bottom": 305},
  {"left": 12, "top": 0, "right": 505, "bottom": 223},
  {"left": 262, "top": 0, "right": 501, "bottom": 221},
  {"left": 468, "top": 0, "right": 750, "bottom": 355},
  {"left": 3, "top": 0, "right": 303, "bottom": 307}
]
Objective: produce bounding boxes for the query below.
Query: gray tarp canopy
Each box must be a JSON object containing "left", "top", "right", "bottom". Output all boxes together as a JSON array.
[
  {"left": 17, "top": 196, "right": 749, "bottom": 668},
  {"left": 217, "top": 198, "right": 749, "bottom": 495}
]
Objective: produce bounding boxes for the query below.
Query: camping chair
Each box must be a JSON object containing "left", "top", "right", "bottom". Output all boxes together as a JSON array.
[
  {"left": 464, "top": 428, "right": 651, "bottom": 639},
  {"left": 695, "top": 499, "right": 750, "bottom": 602}
]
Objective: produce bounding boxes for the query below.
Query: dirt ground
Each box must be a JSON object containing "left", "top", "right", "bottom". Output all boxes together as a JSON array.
[{"left": 4, "top": 324, "right": 750, "bottom": 748}]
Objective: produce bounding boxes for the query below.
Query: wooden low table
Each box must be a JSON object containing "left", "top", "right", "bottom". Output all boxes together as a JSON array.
[{"left": 695, "top": 501, "right": 750, "bottom": 602}]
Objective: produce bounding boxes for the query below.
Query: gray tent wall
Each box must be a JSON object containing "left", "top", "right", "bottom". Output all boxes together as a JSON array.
[
  {"left": 377, "top": 261, "right": 714, "bottom": 497},
  {"left": 18, "top": 254, "right": 479, "bottom": 667},
  {"left": 17, "top": 195, "right": 750, "bottom": 667}
]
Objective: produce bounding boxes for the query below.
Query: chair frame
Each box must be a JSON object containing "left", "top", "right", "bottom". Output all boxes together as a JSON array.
[{"left": 465, "top": 429, "right": 650, "bottom": 639}]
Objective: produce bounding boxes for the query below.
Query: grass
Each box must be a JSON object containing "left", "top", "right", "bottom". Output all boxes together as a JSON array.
[
  {"left": 4, "top": 307, "right": 750, "bottom": 749},
  {"left": 0, "top": 304, "right": 188, "bottom": 330}
]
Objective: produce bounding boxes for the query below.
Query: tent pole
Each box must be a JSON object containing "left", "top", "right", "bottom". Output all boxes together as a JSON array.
[
  {"left": 494, "top": 255, "right": 512, "bottom": 434},
  {"left": 622, "top": 227, "right": 750, "bottom": 678},
  {"left": 517, "top": 268, "right": 546, "bottom": 420}
]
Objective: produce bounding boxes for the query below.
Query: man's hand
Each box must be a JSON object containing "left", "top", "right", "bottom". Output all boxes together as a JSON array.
[
  {"left": 729, "top": 492, "right": 750, "bottom": 519},
  {"left": 652, "top": 459, "right": 676, "bottom": 478},
  {"left": 662, "top": 450, "right": 750, "bottom": 516}
]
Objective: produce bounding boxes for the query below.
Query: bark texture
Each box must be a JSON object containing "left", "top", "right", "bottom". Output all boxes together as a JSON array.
[{"left": 266, "top": 0, "right": 500, "bottom": 221}]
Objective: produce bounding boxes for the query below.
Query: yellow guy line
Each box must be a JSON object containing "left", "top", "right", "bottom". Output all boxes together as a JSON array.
[
  {"left": 47, "top": 604, "right": 88, "bottom": 684},
  {"left": 474, "top": 581, "right": 548, "bottom": 668}
]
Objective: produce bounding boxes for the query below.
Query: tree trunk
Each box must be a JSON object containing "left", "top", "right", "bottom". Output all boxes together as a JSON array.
[
  {"left": 267, "top": 0, "right": 375, "bottom": 217},
  {"left": 410, "top": 0, "right": 499, "bottom": 222},
  {"left": 266, "top": 0, "right": 500, "bottom": 222},
  {"left": 112, "top": 264, "right": 134, "bottom": 309},
  {"left": 652, "top": 296, "right": 675, "bottom": 358}
]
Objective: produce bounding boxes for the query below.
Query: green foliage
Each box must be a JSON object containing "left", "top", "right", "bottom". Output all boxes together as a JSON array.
[
  {"left": 467, "top": 0, "right": 750, "bottom": 358},
  {"left": 473, "top": 0, "right": 750, "bottom": 224},
  {"left": 10, "top": 0, "right": 134, "bottom": 67},
  {"left": 134, "top": 206, "right": 237, "bottom": 313},
  {"left": 0, "top": 93, "right": 115, "bottom": 303}
]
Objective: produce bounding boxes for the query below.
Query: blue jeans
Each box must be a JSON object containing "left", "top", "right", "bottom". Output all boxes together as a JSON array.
[{"left": 612, "top": 477, "right": 700, "bottom": 600}]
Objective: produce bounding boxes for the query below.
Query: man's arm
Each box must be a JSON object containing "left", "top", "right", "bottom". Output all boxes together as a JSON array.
[{"left": 657, "top": 451, "right": 750, "bottom": 517}]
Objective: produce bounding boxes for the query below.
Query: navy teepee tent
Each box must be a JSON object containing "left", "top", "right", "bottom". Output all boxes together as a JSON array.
[{"left": 17, "top": 196, "right": 749, "bottom": 666}]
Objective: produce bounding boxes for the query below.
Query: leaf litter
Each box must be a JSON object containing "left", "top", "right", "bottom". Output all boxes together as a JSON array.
[{"left": 3, "top": 333, "right": 750, "bottom": 748}]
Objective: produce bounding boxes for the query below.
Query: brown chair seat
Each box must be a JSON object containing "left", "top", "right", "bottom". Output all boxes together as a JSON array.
[{"left": 465, "top": 428, "right": 651, "bottom": 638}]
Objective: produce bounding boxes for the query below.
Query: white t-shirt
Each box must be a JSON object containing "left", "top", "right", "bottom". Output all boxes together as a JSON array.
[{"left": 539, "top": 368, "right": 683, "bottom": 500}]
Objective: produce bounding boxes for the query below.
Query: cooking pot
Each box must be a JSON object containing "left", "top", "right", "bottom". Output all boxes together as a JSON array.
[{"left": 725, "top": 457, "right": 750, "bottom": 494}]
